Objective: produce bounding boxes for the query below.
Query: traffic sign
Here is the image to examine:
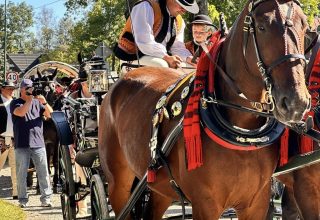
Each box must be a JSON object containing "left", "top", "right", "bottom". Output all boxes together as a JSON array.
[{"left": 6, "top": 72, "right": 19, "bottom": 83}]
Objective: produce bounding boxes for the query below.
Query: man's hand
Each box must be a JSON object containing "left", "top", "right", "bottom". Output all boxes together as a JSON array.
[
  {"left": 186, "top": 56, "right": 198, "bottom": 67},
  {"left": 163, "top": 55, "right": 183, "bottom": 69},
  {"left": 35, "top": 95, "right": 47, "bottom": 105},
  {"left": 25, "top": 93, "right": 33, "bottom": 102}
]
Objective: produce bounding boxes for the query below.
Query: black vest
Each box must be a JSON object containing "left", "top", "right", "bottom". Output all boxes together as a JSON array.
[{"left": 0, "top": 95, "right": 8, "bottom": 135}]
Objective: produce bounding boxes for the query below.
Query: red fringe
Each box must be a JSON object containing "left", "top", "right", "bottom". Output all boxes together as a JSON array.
[
  {"left": 300, "top": 135, "right": 314, "bottom": 154},
  {"left": 147, "top": 169, "right": 156, "bottom": 183},
  {"left": 185, "top": 135, "right": 203, "bottom": 171},
  {"left": 280, "top": 128, "right": 289, "bottom": 166}
]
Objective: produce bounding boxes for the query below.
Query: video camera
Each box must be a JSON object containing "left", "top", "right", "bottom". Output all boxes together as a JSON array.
[{"left": 26, "top": 82, "right": 45, "bottom": 96}]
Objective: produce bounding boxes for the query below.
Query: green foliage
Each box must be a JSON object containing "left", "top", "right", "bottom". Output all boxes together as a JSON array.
[
  {"left": 68, "top": 0, "right": 126, "bottom": 59},
  {"left": 300, "top": 0, "right": 320, "bottom": 26},
  {"left": 0, "top": 1, "right": 33, "bottom": 53}
]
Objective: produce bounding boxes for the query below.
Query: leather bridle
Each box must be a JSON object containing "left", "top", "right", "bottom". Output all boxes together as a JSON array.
[{"left": 242, "top": 0, "right": 306, "bottom": 101}]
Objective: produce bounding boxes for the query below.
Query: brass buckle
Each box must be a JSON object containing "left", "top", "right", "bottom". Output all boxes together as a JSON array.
[{"left": 252, "top": 102, "right": 263, "bottom": 112}]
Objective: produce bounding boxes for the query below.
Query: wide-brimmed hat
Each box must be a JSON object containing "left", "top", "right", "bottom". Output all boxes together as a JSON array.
[
  {"left": 1, "top": 80, "right": 17, "bottom": 89},
  {"left": 192, "top": 14, "right": 214, "bottom": 26},
  {"left": 176, "top": 0, "right": 199, "bottom": 14}
]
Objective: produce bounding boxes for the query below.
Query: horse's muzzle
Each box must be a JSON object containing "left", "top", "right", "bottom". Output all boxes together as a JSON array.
[{"left": 274, "top": 93, "right": 311, "bottom": 123}]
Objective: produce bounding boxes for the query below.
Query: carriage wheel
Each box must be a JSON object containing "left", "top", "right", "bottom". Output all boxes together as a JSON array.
[
  {"left": 59, "top": 144, "right": 77, "bottom": 220},
  {"left": 90, "top": 174, "right": 110, "bottom": 219}
]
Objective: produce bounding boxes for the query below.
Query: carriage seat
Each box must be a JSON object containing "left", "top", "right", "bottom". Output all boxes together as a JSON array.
[{"left": 75, "top": 147, "right": 99, "bottom": 168}]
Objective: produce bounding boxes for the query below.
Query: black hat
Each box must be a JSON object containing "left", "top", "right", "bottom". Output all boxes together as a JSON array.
[
  {"left": 1, "top": 80, "right": 17, "bottom": 89},
  {"left": 192, "top": 14, "right": 213, "bottom": 26},
  {"left": 175, "top": 0, "right": 199, "bottom": 14}
]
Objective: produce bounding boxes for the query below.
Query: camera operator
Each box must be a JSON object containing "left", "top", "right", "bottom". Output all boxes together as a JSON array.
[{"left": 10, "top": 79, "right": 53, "bottom": 208}]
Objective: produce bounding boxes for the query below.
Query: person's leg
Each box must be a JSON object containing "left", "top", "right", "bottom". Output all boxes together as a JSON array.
[
  {"left": 8, "top": 146, "right": 18, "bottom": 197},
  {"left": 15, "top": 148, "right": 31, "bottom": 205},
  {"left": 137, "top": 56, "right": 169, "bottom": 67},
  {"left": 75, "top": 162, "right": 88, "bottom": 216},
  {"left": 31, "top": 147, "right": 52, "bottom": 204},
  {"left": 120, "top": 56, "right": 169, "bottom": 76},
  {"left": 0, "top": 148, "right": 9, "bottom": 170}
]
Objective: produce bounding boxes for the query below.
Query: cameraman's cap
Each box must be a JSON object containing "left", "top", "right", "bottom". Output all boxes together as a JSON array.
[
  {"left": 175, "top": 0, "right": 199, "bottom": 14},
  {"left": 192, "top": 14, "right": 214, "bottom": 26},
  {"left": 20, "top": 78, "right": 33, "bottom": 88},
  {"left": 1, "top": 80, "right": 17, "bottom": 89}
]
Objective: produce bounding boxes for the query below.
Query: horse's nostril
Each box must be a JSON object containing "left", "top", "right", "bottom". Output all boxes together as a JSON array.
[{"left": 281, "top": 97, "right": 289, "bottom": 112}]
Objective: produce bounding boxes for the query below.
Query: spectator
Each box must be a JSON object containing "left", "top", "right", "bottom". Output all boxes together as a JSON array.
[
  {"left": 10, "top": 79, "right": 53, "bottom": 208},
  {"left": 0, "top": 80, "right": 18, "bottom": 199},
  {"left": 185, "top": 14, "right": 216, "bottom": 66}
]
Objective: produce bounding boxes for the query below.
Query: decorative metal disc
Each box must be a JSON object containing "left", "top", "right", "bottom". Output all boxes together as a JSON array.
[
  {"left": 163, "top": 107, "right": 170, "bottom": 119},
  {"left": 189, "top": 75, "right": 195, "bottom": 84},
  {"left": 181, "top": 86, "right": 190, "bottom": 99},
  {"left": 152, "top": 113, "right": 159, "bottom": 127},
  {"left": 159, "top": 108, "right": 164, "bottom": 123},
  {"left": 171, "top": 101, "right": 182, "bottom": 117},
  {"left": 248, "top": 2, "right": 253, "bottom": 12},
  {"left": 166, "top": 84, "right": 176, "bottom": 93},
  {"left": 156, "top": 96, "right": 167, "bottom": 109}
]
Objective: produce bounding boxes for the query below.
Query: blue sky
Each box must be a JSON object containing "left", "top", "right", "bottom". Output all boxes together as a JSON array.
[{"left": 11, "top": 0, "right": 67, "bottom": 20}]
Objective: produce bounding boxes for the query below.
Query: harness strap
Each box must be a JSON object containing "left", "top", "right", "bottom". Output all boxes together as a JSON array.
[
  {"left": 306, "top": 35, "right": 320, "bottom": 80},
  {"left": 267, "top": 54, "right": 306, "bottom": 74},
  {"left": 157, "top": 150, "right": 188, "bottom": 220}
]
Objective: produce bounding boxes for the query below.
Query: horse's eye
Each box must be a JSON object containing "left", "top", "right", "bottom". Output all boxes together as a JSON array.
[{"left": 258, "top": 26, "right": 265, "bottom": 31}]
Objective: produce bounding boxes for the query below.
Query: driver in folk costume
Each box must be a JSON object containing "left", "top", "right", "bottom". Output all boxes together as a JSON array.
[{"left": 114, "top": 0, "right": 199, "bottom": 73}]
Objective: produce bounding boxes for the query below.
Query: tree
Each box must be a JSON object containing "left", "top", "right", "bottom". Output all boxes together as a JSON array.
[
  {"left": 0, "top": 1, "right": 33, "bottom": 52},
  {"left": 43, "top": 17, "right": 77, "bottom": 63},
  {"left": 35, "top": 7, "right": 57, "bottom": 52}
]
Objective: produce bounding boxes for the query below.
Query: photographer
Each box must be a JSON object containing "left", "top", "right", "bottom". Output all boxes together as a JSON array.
[{"left": 10, "top": 79, "right": 53, "bottom": 208}]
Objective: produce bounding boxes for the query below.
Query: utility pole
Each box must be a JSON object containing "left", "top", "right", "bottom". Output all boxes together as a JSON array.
[{"left": 4, "top": 0, "right": 7, "bottom": 81}]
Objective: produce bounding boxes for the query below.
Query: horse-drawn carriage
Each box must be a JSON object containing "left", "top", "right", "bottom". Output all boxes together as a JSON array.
[
  {"left": 21, "top": 0, "right": 320, "bottom": 219},
  {"left": 22, "top": 59, "right": 117, "bottom": 219}
]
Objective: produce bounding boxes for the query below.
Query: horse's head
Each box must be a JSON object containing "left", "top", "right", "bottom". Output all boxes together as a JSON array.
[{"left": 224, "top": 0, "right": 311, "bottom": 124}]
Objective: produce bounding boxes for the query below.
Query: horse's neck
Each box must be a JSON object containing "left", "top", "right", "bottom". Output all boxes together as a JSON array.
[{"left": 216, "top": 13, "right": 267, "bottom": 129}]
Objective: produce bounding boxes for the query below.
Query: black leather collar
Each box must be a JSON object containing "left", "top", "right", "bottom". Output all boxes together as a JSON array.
[{"left": 200, "top": 93, "right": 285, "bottom": 148}]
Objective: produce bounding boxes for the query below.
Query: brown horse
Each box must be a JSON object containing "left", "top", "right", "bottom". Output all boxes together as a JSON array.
[
  {"left": 277, "top": 151, "right": 320, "bottom": 219},
  {"left": 275, "top": 32, "right": 320, "bottom": 220},
  {"left": 99, "top": 0, "right": 310, "bottom": 219}
]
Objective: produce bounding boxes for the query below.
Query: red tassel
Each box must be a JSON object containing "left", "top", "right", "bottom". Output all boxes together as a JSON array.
[
  {"left": 186, "top": 135, "right": 203, "bottom": 171},
  {"left": 300, "top": 135, "right": 314, "bottom": 154},
  {"left": 147, "top": 169, "right": 156, "bottom": 183},
  {"left": 280, "top": 128, "right": 289, "bottom": 166}
]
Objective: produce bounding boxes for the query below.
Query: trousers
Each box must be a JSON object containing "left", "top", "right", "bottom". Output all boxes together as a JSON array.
[
  {"left": 15, "top": 147, "right": 52, "bottom": 204},
  {"left": 0, "top": 139, "right": 17, "bottom": 196}
]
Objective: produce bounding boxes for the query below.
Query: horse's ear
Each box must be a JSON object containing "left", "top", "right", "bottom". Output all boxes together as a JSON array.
[
  {"left": 50, "top": 68, "right": 58, "bottom": 80},
  {"left": 78, "top": 52, "right": 83, "bottom": 65},
  {"left": 37, "top": 68, "right": 42, "bottom": 79}
]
